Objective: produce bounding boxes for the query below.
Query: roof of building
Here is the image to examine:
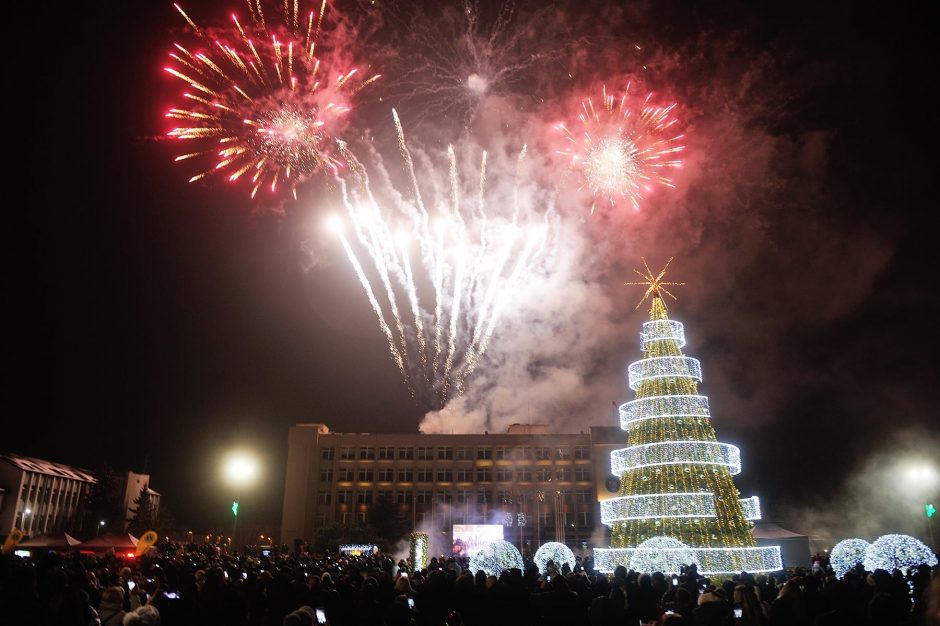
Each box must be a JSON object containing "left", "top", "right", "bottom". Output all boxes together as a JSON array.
[{"left": 0, "top": 453, "right": 96, "bottom": 482}]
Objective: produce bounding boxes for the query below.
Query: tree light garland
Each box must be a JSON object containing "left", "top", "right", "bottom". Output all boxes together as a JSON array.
[
  {"left": 863, "top": 534, "right": 937, "bottom": 574},
  {"left": 610, "top": 441, "right": 742, "bottom": 475},
  {"left": 739, "top": 496, "right": 761, "bottom": 521},
  {"left": 468, "top": 540, "right": 524, "bottom": 577},
  {"left": 339, "top": 544, "right": 377, "bottom": 555},
  {"left": 594, "top": 544, "right": 783, "bottom": 575},
  {"left": 628, "top": 356, "right": 702, "bottom": 390},
  {"left": 830, "top": 538, "right": 869, "bottom": 579},
  {"left": 619, "top": 394, "right": 710, "bottom": 430},
  {"left": 534, "top": 542, "right": 576, "bottom": 574},
  {"left": 629, "top": 537, "right": 696, "bottom": 574},
  {"left": 640, "top": 320, "right": 686, "bottom": 349},
  {"left": 601, "top": 492, "right": 716, "bottom": 523}
]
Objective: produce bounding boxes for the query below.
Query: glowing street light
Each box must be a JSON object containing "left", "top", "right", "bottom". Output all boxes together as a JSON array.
[{"left": 223, "top": 452, "right": 259, "bottom": 551}]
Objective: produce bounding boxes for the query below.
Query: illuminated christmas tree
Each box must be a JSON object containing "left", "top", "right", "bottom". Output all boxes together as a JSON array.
[{"left": 594, "top": 259, "right": 782, "bottom": 575}]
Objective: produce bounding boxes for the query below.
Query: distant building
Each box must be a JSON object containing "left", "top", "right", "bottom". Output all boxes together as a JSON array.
[
  {"left": 121, "top": 471, "right": 161, "bottom": 529},
  {"left": 281, "top": 423, "right": 626, "bottom": 554},
  {"left": 0, "top": 453, "right": 96, "bottom": 539}
]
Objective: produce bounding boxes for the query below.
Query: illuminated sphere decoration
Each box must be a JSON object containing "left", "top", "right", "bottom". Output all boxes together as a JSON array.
[
  {"left": 829, "top": 538, "right": 870, "bottom": 579},
  {"left": 534, "top": 542, "right": 576, "bottom": 575},
  {"left": 863, "top": 534, "right": 938, "bottom": 574},
  {"left": 629, "top": 536, "right": 697, "bottom": 575},
  {"left": 468, "top": 540, "right": 524, "bottom": 577}
]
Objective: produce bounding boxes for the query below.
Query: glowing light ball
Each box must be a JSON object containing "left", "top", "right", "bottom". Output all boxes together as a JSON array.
[
  {"left": 829, "top": 538, "right": 870, "bottom": 579},
  {"left": 629, "top": 536, "right": 696, "bottom": 575},
  {"left": 468, "top": 540, "right": 524, "bottom": 577},
  {"left": 863, "top": 534, "right": 937, "bottom": 574},
  {"left": 534, "top": 542, "right": 576, "bottom": 575}
]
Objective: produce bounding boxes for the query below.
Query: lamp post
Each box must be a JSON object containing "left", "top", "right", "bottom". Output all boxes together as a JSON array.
[
  {"left": 224, "top": 452, "right": 259, "bottom": 553},
  {"left": 904, "top": 462, "right": 938, "bottom": 550},
  {"left": 97, "top": 520, "right": 106, "bottom": 537}
]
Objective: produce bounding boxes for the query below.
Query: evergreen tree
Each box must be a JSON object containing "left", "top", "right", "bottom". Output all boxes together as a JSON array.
[
  {"left": 83, "top": 463, "right": 124, "bottom": 534},
  {"left": 127, "top": 484, "right": 157, "bottom": 537}
]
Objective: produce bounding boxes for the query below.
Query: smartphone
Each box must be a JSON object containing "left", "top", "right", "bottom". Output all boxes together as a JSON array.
[
  {"left": 128, "top": 581, "right": 136, "bottom": 591},
  {"left": 315, "top": 608, "right": 327, "bottom": 624},
  {"left": 734, "top": 607, "right": 743, "bottom": 618},
  {"left": 164, "top": 592, "right": 179, "bottom": 600},
  {"left": 400, "top": 571, "right": 408, "bottom": 578},
  {"left": 407, "top": 598, "right": 415, "bottom": 609},
  {"left": 546, "top": 575, "right": 551, "bottom": 582},
  {"left": 672, "top": 576, "right": 678, "bottom": 586}
]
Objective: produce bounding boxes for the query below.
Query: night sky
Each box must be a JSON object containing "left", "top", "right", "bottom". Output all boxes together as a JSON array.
[{"left": 9, "top": 0, "right": 938, "bottom": 539}]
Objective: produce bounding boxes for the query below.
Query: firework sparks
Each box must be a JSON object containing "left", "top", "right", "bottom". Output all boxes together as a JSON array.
[
  {"left": 555, "top": 83, "right": 685, "bottom": 213},
  {"left": 382, "top": 0, "right": 562, "bottom": 132},
  {"left": 332, "top": 113, "right": 549, "bottom": 407},
  {"left": 164, "top": 1, "right": 379, "bottom": 200}
]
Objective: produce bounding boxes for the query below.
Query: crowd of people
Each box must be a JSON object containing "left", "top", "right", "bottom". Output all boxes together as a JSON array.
[{"left": 1, "top": 542, "right": 938, "bottom": 626}]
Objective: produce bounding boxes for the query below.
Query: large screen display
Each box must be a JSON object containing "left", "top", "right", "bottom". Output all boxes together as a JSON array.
[{"left": 451, "top": 524, "right": 504, "bottom": 557}]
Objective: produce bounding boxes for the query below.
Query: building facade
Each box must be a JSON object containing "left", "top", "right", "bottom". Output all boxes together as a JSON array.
[
  {"left": 281, "top": 423, "right": 625, "bottom": 555},
  {"left": 0, "top": 453, "right": 96, "bottom": 539}
]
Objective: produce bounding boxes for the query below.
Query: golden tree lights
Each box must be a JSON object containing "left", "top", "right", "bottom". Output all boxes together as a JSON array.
[{"left": 594, "top": 259, "right": 782, "bottom": 575}]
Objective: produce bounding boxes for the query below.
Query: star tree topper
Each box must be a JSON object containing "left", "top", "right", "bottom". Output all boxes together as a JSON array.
[{"left": 625, "top": 257, "right": 685, "bottom": 310}]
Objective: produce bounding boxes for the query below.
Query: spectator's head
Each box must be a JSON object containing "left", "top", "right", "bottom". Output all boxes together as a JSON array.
[
  {"left": 123, "top": 605, "right": 160, "bottom": 626},
  {"left": 588, "top": 596, "right": 612, "bottom": 626},
  {"left": 100, "top": 586, "right": 124, "bottom": 609}
]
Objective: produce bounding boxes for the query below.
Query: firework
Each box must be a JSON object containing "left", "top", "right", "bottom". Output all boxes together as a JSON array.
[
  {"left": 555, "top": 83, "right": 685, "bottom": 213},
  {"left": 164, "top": 1, "right": 379, "bottom": 200},
  {"left": 382, "top": 1, "right": 560, "bottom": 131},
  {"left": 332, "top": 112, "right": 548, "bottom": 407}
]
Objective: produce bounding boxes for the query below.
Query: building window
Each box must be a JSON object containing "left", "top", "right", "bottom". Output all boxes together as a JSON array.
[
  {"left": 539, "top": 512, "right": 554, "bottom": 528},
  {"left": 535, "top": 447, "right": 552, "bottom": 460},
  {"left": 315, "top": 513, "right": 326, "bottom": 527},
  {"left": 578, "top": 512, "right": 591, "bottom": 528},
  {"left": 320, "top": 469, "right": 333, "bottom": 483},
  {"left": 436, "top": 470, "right": 453, "bottom": 482},
  {"left": 575, "top": 468, "right": 591, "bottom": 482},
  {"left": 358, "top": 469, "right": 374, "bottom": 482},
  {"left": 376, "top": 490, "right": 393, "bottom": 502},
  {"left": 476, "top": 469, "right": 493, "bottom": 482},
  {"left": 576, "top": 490, "right": 592, "bottom": 505},
  {"left": 565, "top": 512, "right": 576, "bottom": 528},
  {"left": 416, "top": 468, "right": 433, "bottom": 482},
  {"left": 456, "top": 490, "right": 471, "bottom": 504},
  {"left": 357, "top": 491, "right": 372, "bottom": 504},
  {"left": 477, "top": 491, "right": 493, "bottom": 505},
  {"left": 574, "top": 446, "right": 590, "bottom": 460},
  {"left": 536, "top": 468, "right": 552, "bottom": 482},
  {"left": 318, "top": 491, "right": 332, "bottom": 504},
  {"left": 437, "top": 447, "right": 453, "bottom": 460},
  {"left": 358, "top": 511, "right": 368, "bottom": 523},
  {"left": 378, "top": 446, "right": 395, "bottom": 460},
  {"left": 497, "top": 490, "right": 512, "bottom": 504},
  {"left": 339, "top": 447, "right": 355, "bottom": 460},
  {"left": 516, "top": 468, "right": 532, "bottom": 482},
  {"left": 359, "top": 447, "right": 375, "bottom": 460},
  {"left": 436, "top": 492, "right": 453, "bottom": 504},
  {"left": 417, "top": 447, "right": 433, "bottom": 460},
  {"left": 495, "top": 469, "right": 512, "bottom": 482},
  {"left": 398, "top": 447, "right": 414, "bottom": 460},
  {"left": 417, "top": 491, "right": 432, "bottom": 504},
  {"left": 337, "top": 491, "right": 352, "bottom": 504},
  {"left": 555, "top": 468, "right": 572, "bottom": 482},
  {"left": 495, "top": 447, "right": 510, "bottom": 460},
  {"left": 556, "top": 447, "right": 571, "bottom": 460},
  {"left": 398, "top": 470, "right": 414, "bottom": 482},
  {"left": 338, "top": 468, "right": 355, "bottom": 481},
  {"left": 477, "top": 447, "right": 493, "bottom": 460},
  {"left": 456, "top": 468, "right": 472, "bottom": 482},
  {"left": 377, "top": 468, "right": 394, "bottom": 482},
  {"left": 455, "top": 447, "right": 472, "bottom": 460},
  {"left": 515, "top": 447, "right": 533, "bottom": 460},
  {"left": 397, "top": 491, "right": 413, "bottom": 504},
  {"left": 321, "top": 447, "right": 335, "bottom": 460},
  {"left": 340, "top": 511, "right": 351, "bottom": 524}
]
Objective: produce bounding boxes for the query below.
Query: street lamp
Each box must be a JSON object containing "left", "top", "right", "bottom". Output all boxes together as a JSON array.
[
  {"left": 97, "top": 520, "right": 106, "bottom": 537},
  {"left": 223, "top": 452, "right": 259, "bottom": 551},
  {"left": 902, "top": 461, "right": 938, "bottom": 550}
]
